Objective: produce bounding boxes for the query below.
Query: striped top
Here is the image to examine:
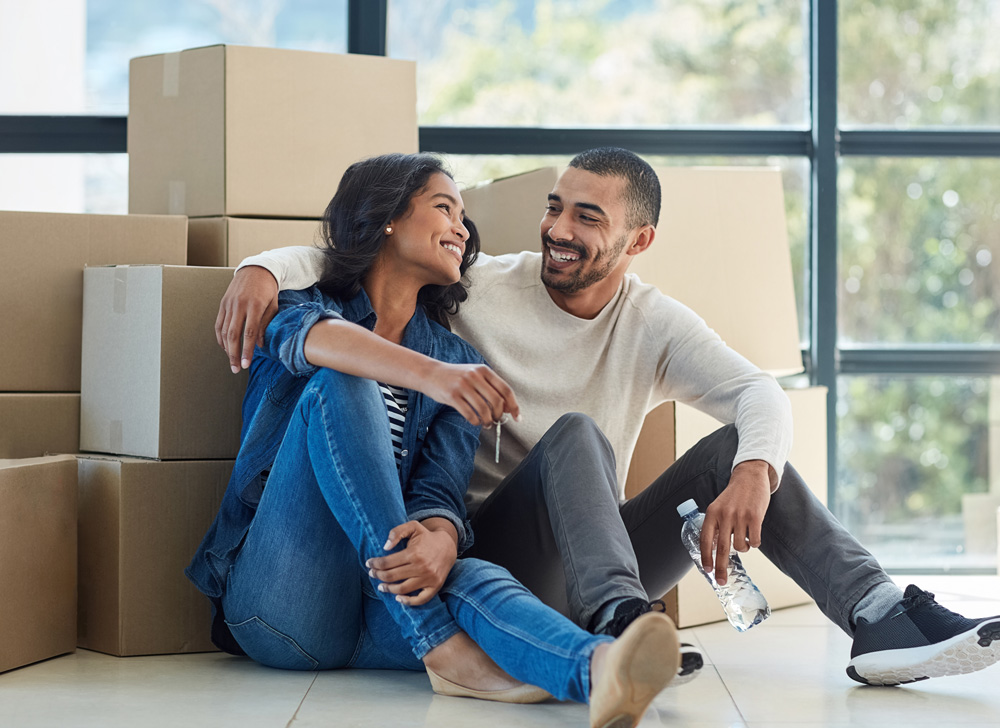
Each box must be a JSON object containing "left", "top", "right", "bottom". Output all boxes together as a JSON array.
[{"left": 378, "top": 382, "right": 409, "bottom": 468}]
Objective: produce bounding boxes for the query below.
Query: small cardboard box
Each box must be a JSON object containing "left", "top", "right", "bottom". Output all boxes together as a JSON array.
[
  {"left": 128, "top": 45, "right": 418, "bottom": 218},
  {"left": 188, "top": 217, "right": 322, "bottom": 268},
  {"left": 76, "top": 455, "right": 231, "bottom": 656},
  {"left": 0, "top": 455, "right": 78, "bottom": 673},
  {"left": 0, "top": 211, "right": 187, "bottom": 392},
  {"left": 80, "top": 265, "right": 247, "bottom": 460},
  {"left": 0, "top": 393, "right": 80, "bottom": 459},
  {"left": 461, "top": 168, "right": 559, "bottom": 256},
  {"left": 626, "top": 387, "right": 829, "bottom": 628}
]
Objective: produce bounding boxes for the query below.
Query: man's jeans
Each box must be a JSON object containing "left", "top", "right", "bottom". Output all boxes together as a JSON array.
[
  {"left": 467, "top": 413, "right": 891, "bottom": 635},
  {"left": 221, "top": 370, "right": 605, "bottom": 702}
]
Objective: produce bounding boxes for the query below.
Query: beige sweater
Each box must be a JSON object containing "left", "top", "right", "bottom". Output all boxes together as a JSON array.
[{"left": 241, "top": 248, "right": 793, "bottom": 510}]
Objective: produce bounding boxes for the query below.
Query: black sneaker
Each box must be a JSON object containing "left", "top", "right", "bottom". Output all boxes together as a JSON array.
[
  {"left": 847, "top": 584, "right": 1000, "bottom": 686},
  {"left": 598, "top": 598, "right": 704, "bottom": 685}
]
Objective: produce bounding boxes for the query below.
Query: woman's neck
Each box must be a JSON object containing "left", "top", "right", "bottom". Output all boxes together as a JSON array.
[{"left": 363, "top": 264, "right": 420, "bottom": 345}]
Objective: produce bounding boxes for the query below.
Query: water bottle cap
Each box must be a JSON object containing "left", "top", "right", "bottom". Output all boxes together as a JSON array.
[{"left": 677, "top": 499, "right": 700, "bottom": 518}]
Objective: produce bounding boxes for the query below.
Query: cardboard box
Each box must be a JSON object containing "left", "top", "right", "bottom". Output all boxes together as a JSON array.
[
  {"left": 128, "top": 45, "right": 418, "bottom": 218},
  {"left": 0, "top": 211, "right": 187, "bottom": 392},
  {"left": 0, "top": 393, "right": 80, "bottom": 459},
  {"left": 80, "top": 265, "right": 247, "bottom": 460},
  {"left": 630, "top": 167, "right": 803, "bottom": 377},
  {"left": 461, "top": 168, "right": 559, "bottom": 256},
  {"left": 0, "top": 455, "right": 78, "bottom": 673},
  {"left": 626, "top": 387, "right": 829, "bottom": 628},
  {"left": 188, "top": 217, "right": 322, "bottom": 267},
  {"left": 76, "top": 455, "right": 230, "bottom": 656}
]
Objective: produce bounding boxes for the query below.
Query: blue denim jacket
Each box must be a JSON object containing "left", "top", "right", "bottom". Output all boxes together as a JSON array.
[{"left": 186, "top": 285, "right": 484, "bottom": 652}]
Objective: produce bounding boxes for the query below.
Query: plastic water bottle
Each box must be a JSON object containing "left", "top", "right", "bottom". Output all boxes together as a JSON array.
[{"left": 677, "top": 499, "right": 770, "bottom": 632}]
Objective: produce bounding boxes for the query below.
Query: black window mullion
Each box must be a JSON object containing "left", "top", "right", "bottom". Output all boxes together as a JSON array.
[{"left": 347, "top": 0, "right": 387, "bottom": 56}]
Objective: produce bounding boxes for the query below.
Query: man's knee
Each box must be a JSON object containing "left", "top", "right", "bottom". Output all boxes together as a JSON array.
[{"left": 543, "top": 412, "right": 615, "bottom": 461}]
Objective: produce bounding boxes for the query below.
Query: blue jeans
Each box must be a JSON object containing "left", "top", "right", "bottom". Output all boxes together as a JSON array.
[{"left": 221, "top": 368, "right": 608, "bottom": 702}]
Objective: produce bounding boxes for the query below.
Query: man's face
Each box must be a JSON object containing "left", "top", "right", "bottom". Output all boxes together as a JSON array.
[{"left": 539, "top": 167, "right": 632, "bottom": 295}]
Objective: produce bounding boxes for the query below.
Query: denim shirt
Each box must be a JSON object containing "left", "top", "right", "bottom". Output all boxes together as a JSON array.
[{"left": 186, "top": 285, "right": 484, "bottom": 652}]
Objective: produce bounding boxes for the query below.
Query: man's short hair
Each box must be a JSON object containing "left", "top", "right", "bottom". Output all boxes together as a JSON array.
[{"left": 568, "top": 147, "right": 661, "bottom": 230}]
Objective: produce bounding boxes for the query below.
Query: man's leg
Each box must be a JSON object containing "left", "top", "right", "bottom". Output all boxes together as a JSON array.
[
  {"left": 467, "top": 413, "right": 647, "bottom": 629},
  {"left": 621, "top": 423, "right": 892, "bottom": 635}
]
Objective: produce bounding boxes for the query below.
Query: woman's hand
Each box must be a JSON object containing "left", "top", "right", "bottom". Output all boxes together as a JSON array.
[
  {"left": 420, "top": 362, "right": 520, "bottom": 427},
  {"left": 366, "top": 520, "right": 458, "bottom": 606}
]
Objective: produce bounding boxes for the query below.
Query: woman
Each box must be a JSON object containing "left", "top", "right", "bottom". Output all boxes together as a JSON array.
[{"left": 187, "top": 153, "right": 679, "bottom": 727}]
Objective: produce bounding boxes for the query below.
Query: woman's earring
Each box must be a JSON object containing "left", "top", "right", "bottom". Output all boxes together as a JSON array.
[{"left": 385, "top": 226, "right": 393, "bottom": 234}]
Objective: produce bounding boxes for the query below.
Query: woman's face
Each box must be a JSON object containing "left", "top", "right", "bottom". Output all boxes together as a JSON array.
[{"left": 384, "top": 172, "right": 470, "bottom": 287}]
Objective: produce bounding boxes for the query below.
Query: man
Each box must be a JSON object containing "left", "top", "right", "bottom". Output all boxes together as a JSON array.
[{"left": 216, "top": 147, "right": 1000, "bottom": 686}]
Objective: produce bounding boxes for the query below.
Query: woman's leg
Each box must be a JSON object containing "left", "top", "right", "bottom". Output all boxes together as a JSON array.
[
  {"left": 437, "top": 558, "right": 614, "bottom": 703},
  {"left": 223, "top": 367, "right": 459, "bottom": 668}
]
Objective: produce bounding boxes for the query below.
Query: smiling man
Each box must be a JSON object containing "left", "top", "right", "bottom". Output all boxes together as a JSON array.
[{"left": 216, "top": 148, "right": 1000, "bottom": 688}]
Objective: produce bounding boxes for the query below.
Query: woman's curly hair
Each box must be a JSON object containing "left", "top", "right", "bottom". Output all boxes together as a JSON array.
[{"left": 317, "top": 153, "right": 480, "bottom": 329}]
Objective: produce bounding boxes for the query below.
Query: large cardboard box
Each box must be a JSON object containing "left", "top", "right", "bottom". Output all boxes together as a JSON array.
[
  {"left": 0, "top": 211, "right": 187, "bottom": 392},
  {"left": 0, "top": 456, "right": 78, "bottom": 673},
  {"left": 76, "top": 455, "right": 231, "bottom": 656},
  {"left": 80, "top": 265, "right": 247, "bottom": 460},
  {"left": 626, "top": 388, "right": 829, "bottom": 628},
  {"left": 630, "top": 167, "right": 803, "bottom": 377},
  {"left": 129, "top": 45, "right": 418, "bottom": 218},
  {"left": 461, "top": 168, "right": 559, "bottom": 256},
  {"left": 188, "top": 217, "right": 322, "bottom": 267},
  {"left": 0, "top": 393, "right": 80, "bottom": 459}
]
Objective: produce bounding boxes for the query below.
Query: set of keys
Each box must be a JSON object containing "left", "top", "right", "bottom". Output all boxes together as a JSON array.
[{"left": 494, "top": 413, "right": 511, "bottom": 464}]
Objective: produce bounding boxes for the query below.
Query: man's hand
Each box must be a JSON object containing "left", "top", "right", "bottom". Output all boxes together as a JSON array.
[
  {"left": 366, "top": 520, "right": 458, "bottom": 606},
  {"left": 700, "top": 460, "right": 773, "bottom": 586},
  {"left": 215, "top": 265, "right": 280, "bottom": 373},
  {"left": 420, "top": 362, "right": 521, "bottom": 427}
]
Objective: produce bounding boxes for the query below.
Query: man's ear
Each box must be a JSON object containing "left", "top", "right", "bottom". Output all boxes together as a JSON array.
[{"left": 626, "top": 225, "right": 655, "bottom": 257}]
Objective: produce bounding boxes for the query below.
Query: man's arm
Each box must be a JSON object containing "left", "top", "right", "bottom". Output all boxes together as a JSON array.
[{"left": 216, "top": 246, "right": 326, "bottom": 371}]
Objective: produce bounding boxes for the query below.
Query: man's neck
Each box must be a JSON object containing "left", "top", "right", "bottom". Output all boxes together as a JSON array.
[{"left": 543, "top": 273, "right": 624, "bottom": 320}]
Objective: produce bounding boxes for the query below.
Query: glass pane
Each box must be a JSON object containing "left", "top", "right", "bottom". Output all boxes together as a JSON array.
[
  {"left": 389, "top": 0, "right": 809, "bottom": 127},
  {"left": 0, "top": 0, "right": 348, "bottom": 115},
  {"left": 444, "top": 153, "right": 809, "bottom": 343},
  {"left": 839, "top": 158, "right": 1000, "bottom": 345},
  {"left": 0, "top": 155, "right": 127, "bottom": 214},
  {"left": 836, "top": 375, "right": 997, "bottom": 571},
  {"left": 839, "top": 1, "right": 1000, "bottom": 128}
]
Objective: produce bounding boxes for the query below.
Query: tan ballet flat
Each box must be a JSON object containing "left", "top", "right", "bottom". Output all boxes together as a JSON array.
[
  {"left": 426, "top": 667, "right": 551, "bottom": 704},
  {"left": 589, "top": 611, "right": 680, "bottom": 728}
]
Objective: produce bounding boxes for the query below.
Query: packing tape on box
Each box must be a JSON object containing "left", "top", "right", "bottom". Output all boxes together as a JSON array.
[
  {"left": 113, "top": 267, "right": 128, "bottom": 314},
  {"left": 162, "top": 52, "right": 181, "bottom": 97},
  {"left": 168, "top": 181, "right": 186, "bottom": 215},
  {"left": 109, "top": 420, "right": 123, "bottom": 453}
]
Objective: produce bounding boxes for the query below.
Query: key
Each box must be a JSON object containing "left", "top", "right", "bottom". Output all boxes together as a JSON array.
[{"left": 494, "top": 413, "right": 510, "bottom": 464}]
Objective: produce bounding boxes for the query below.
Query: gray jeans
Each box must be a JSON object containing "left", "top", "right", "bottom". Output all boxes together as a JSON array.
[{"left": 465, "top": 413, "right": 891, "bottom": 636}]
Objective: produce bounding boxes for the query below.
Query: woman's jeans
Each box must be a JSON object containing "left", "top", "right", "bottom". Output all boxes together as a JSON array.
[{"left": 221, "top": 368, "right": 608, "bottom": 702}]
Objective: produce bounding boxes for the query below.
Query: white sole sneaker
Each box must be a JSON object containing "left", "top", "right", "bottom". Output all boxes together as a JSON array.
[{"left": 847, "top": 619, "right": 1000, "bottom": 686}]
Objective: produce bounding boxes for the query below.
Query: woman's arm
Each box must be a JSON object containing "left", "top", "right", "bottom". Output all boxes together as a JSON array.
[{"left": 304, "top": 318, "right": 520, "bottom": 427}]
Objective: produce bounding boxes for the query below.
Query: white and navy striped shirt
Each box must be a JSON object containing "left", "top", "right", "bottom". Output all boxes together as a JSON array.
[{"left": 378, "top": 382, "right": 409, "bottom": 468}]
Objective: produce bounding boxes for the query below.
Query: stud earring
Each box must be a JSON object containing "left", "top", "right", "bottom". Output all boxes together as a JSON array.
[{"left": 385, "top": 226, "right": 393, "bottom": 234}]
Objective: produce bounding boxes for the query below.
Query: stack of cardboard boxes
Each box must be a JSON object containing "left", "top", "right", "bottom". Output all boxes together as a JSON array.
[
  {"left": 1, "top": 44, "right": 417, "bottom": 672},
  {"left": 464, "top": 165, "right": 830, "bottom": 628}
]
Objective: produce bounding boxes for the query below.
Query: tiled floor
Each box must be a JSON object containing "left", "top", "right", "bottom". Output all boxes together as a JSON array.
[{"left": 3, "top": 576, "right": 999, "bottom": 727}]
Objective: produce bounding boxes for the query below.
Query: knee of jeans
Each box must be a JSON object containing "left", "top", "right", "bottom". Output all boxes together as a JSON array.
[{"left": 546, "top": 413, "right": 614, "bottom": 458}]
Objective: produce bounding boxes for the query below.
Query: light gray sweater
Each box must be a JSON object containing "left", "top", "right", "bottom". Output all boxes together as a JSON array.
[{"left": 241, "top": 248, "right": 793, "bottom": 510}]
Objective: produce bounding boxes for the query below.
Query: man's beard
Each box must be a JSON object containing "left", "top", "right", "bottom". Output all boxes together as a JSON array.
[{"left": 540, "top": 233, "right": 629, "bottom": 294}]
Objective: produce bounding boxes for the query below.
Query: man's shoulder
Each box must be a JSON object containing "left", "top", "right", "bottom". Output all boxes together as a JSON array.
[
  {"left": 621, "top": 273, "right": 706, "bottom": 330},
  {"left": 468, "top": 251, "right": 541, "bottom": 290}
]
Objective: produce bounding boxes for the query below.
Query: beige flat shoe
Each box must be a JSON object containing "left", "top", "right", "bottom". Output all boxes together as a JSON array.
[
  {"left": 426, "top": 666, "right": 551, "bottom": 704},
  {"left": 589, "top": 611, "right": 680, "bottom": 728}
]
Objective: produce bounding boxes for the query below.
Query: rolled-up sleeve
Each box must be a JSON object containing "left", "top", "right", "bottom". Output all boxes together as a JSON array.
[
  {"left": 404, "top": 406, "right": 482, "bottom": 554},
  {"left": 259, "top": 288, "right": 344, "bottom": 377}
]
